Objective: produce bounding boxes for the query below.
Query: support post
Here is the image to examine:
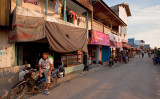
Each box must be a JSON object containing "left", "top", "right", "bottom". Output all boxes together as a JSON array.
[
  {"left": 15, "top": 43, "right": 17, "bottom": 65},
  {"left": 16, "top": 0, "right": 21, "bottom": 6},
  {"left": 96, "top": 45, "right": 99, "bottom": 64},
  {"left": 91, "top": 11, "right": 93, "bottom": 37},
  {"left": 63, "top": 0, "right": 66, "bottom": 21},
  {"left": 45, "top": 0, "right": 48, "bottom": 15},
  {"left": 86, "top": 10, "right": 88, "bottom": 29}
]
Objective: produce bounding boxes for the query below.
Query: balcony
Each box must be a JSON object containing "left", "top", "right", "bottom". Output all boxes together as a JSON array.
[{"left": 93, "top": 20, "right": 121, "bottom": 36}]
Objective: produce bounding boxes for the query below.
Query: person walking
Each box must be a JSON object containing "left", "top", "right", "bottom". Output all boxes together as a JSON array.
[{"left": 141, "top": 50, "right": 145, "bottom": 58}]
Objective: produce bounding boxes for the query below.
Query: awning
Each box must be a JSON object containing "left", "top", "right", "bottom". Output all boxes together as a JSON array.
[
  {"left": 8, "top": 15, "right": 45, "bottom": 43},
  {"left": 9, "top": 6, "right": 88, "bottom": 53},
  {"left": 93, "top": 1, "right": 127, "bottom": 26},
  {"left": 45, "top": 21, "right": 88, "bottom": 53},
  {"left": 136, "top": 48, "right": 140, "bottom": 50},
  {"left": 89, "top": 30, "right": 110, "bottom": 46},
  {"left": 122, "top": 44, "right": 133, "bottom": 49},
  {"left": 8, "top": 6, "right": 45, "bottom": 43}
]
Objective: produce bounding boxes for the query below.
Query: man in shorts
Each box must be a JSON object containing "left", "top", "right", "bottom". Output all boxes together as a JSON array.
[{"left": 39, "top": 52, "right": 54, "bottom": 95}]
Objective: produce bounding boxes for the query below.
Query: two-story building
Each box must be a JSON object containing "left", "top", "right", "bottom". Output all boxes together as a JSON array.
[
  {"left": 0, "top": 0, "right": 93, "bottom": 75},
  {"left": 88, "top": 0, "right": 131, "bottom": 64}
]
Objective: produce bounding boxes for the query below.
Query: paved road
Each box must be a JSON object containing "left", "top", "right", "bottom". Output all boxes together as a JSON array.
[{"left": 29, "top": 55, "right": 160, "bottom": 99}]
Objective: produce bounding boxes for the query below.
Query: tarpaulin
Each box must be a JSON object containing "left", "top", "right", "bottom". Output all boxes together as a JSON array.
[
  {"left": 45, "top": 21, "right": 88, "bottom": 53},
  {"left": 8, "top": 15, "right": 45, "bottom": 43}
]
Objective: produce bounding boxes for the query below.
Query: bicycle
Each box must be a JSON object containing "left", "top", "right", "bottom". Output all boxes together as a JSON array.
[{"left": 7, "top": 67, "right": 59, "bottom": 99}]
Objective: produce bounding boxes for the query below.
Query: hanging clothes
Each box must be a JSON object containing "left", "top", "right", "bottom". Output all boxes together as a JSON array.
[
  {"left": 70, "top": 11, "right": 76, "bottom": 20},
  {"left": 55, "top": 1, "right": 62, "bottom": 14},
  {"left": 24, "top": 0, "right": 38, "bottom": 5}
]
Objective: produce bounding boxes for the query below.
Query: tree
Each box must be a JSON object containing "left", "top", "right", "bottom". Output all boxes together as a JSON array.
[{"left": 154, "top": 47, "right": 160, "bottom": 56}]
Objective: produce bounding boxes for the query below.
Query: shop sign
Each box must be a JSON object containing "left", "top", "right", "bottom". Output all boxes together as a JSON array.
[{"left": 91, "top": 30, "right": 110, "bottom": 46}]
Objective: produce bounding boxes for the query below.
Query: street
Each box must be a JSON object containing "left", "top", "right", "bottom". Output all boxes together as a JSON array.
[{"left": 29, "top": 55, "right": 160, "bottom": 99}]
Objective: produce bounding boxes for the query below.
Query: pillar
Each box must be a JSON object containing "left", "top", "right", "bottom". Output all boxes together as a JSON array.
[
  {"left": 96, "top": 45, "right": 99, "bottom": 64},
  {"left": 86, "top": 10, "right": 88, "bottom": 29},
  {"left": 45, "top": 0, "right": 48, "bottom": 15},
  {"left": 63, "top": 0, "right": 66, "bottom": 21},
  {"left": 16, "top": 0, "right": 21, "bottom": 6}
]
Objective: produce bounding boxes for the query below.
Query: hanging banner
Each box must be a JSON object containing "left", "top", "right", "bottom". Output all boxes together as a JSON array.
[
  {"left": 117, "top": 36, "right": 122, "bottom": 48},
  {"left": 109, "top": 33, "right": 122, "bottom": 48},
  {"left": 109, "top": 33, "right": 117, "bottom": 47},
  {"left": 91, "top": 30, "right": 110, "bottom": 46}
]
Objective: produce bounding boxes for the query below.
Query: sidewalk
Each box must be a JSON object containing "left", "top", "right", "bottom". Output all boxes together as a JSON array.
[
  {"left": 0, "top": 58, "right": 133, "bottom": 99},
  {"left": 0, "top": 63, "right": 105, "bottom": 99}
]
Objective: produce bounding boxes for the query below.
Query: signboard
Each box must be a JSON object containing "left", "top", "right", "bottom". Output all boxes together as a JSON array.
[
  {"left": 91, "top": 30, "right": 110, "bottom": 46},
  {"left": 109, "top": 33, "right": 122, "bottom": 48}
]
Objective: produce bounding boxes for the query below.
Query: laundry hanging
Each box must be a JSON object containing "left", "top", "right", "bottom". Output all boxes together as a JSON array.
[
  {"left": 55, "top": 1, "right": 62, "bottom": 14},
  {"left": 70, "top": 11, "right": 76, "bottom": 20}
]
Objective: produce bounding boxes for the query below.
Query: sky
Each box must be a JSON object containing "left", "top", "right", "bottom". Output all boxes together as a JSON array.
[{"left": 104, "top": 0, "right": 160, "bottom": 48}]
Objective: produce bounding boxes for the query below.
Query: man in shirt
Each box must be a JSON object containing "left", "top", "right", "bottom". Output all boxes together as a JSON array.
[
  {"left": 39, "top": 52, "right": 54, "bottom": 95},
  {"left": 141, "top": 50, "right": 145, "bottom": 58}
]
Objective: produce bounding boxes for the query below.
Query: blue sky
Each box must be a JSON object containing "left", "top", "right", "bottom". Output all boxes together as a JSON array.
[{"left": 104, "top": 0, "right": 160, "bottom": 48}]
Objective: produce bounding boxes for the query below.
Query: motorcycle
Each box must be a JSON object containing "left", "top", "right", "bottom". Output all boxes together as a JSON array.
[
  {"left": 109, "top": 57, "right": 114, "bottom": 67},
  {"left": 153, "top": 56, "right": 160, "bottom": 65},
  {"left": 7, "top": 66, "right": 59, "bottom": 99}
]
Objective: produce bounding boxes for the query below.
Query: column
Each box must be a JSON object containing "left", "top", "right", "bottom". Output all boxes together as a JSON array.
[
  {"left": 96, "top": 45, "right": 99, "bottom": 64},
  {"left": 16, "top": 0, "right": 21, "bottom": 6},
  {"left": 86, "top": 10, "right": 88, "bottom": 29},
  {"left": 63, "top": 0, "right": 66, "bottom": 21},
  {"left": 45, "top": 0, "right": 48, "bottom": 15}
]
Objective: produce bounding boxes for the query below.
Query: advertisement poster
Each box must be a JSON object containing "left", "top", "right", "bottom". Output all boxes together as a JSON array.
[{"left": 91, "top": 30, "right": 110, "bottom": 46}]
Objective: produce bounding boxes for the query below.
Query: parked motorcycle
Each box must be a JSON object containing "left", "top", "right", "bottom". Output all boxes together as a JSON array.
[
  {"left": 109, "top": 57, "right": 114, "bottom": 67},
  {"left": 7, "top": 67, "right": 59, "bottom": 99}
]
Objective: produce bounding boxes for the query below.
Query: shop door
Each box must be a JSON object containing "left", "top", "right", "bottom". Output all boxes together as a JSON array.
[{"left": 102, "top": 46, "right": 110, "bottom": 62}]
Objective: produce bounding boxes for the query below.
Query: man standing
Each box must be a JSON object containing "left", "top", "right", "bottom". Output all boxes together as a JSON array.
[
  {"left": 39, "top": 52, "right": 54, "bottom": 95},
  {"left": 141, "top": 50, "right": 145, "bottom": 58}
]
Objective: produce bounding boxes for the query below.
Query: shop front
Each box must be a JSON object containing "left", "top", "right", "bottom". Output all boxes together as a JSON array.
[
  {"left": 89, "top": 30, "right": 110, "bottom": 64},
  {"left": 109, "top": 33, "right": 123, "bottom": 58},
  {"left": 8, "top": 6, "right": 88, "bottom": 75}
]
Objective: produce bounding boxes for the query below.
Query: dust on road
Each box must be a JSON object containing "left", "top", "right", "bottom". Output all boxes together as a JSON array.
[{"left": 29, "top": 55, "right": 160, "bottom": 99}]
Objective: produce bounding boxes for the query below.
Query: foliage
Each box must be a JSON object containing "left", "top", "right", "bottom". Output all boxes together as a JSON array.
[{"left": 154, "top": 47, "right": 160, "bottom": 56}]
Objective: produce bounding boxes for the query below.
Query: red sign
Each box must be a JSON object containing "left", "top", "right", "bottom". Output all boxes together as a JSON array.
[{"left": 90, "top": 30, "right": 110, "bottom": 46}]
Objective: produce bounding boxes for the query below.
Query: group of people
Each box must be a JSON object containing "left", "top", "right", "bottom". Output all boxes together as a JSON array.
[{"left": 109, "top": 50, "right": 129, "bottom": 66}]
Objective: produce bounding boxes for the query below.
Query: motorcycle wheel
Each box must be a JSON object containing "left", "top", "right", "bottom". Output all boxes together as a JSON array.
[
  {"left": 7, "top": 82, "right": 26, "bottom": 99},
  {"left": 49, "top": 74, "right": 58, "bottom": 88}
]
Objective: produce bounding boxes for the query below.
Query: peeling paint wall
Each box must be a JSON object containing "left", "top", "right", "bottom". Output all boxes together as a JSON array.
[{"left": 0, "top": 30, "right": 15, "bottom": 68}]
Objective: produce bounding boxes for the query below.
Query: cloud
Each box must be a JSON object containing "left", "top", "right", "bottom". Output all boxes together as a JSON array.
[
  {"left": 128, "top": 5, "right": 160, "bottom": 48},
  {"left": 133, "top": 29, "right": 160, "bottom": 48}
]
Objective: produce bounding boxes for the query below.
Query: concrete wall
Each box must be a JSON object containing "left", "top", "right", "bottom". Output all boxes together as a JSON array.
[
  {"left": 0, "top": 29, "right": 15, "bottom": 68},
  {"left": 119, "top": 5, "right": 128, "bottom": 24},
  {"left": 11, "top": 0, "right": 88, "bottom": 29},
  {"left": 93, "top": 20, "right": 103, "bottom": 33}
]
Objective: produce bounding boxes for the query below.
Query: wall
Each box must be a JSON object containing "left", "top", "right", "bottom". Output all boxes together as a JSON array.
[
  {"left": 11, "top": 0, "right": 88, "bottom": 29},
  {"left": 0, "top": 0, "right": 10, "bottom": 26},
  {"left": 104, "top": 26, "right": 111, "bottom": 34},
  {"left": 119, "top": 5, "right": 128, "bottom": 25},
  {"left": 11, "top": 0, "right": 60, "bottom": 18},
  {"left": 111, "top": 5, "right": 128, "bottom": 25},
  {"left": 0, "top": 29, "right": 15, "bottom": 68},
  {"left": 93, "top": 20, "right": 103, "bottom": 32}
]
